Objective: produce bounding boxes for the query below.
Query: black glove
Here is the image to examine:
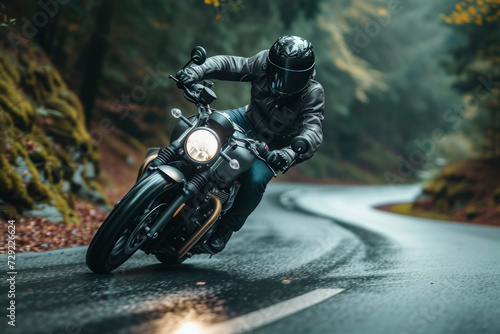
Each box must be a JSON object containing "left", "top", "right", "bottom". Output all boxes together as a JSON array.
[
  {"left": 175, "top": 68, "right": 200, "bottom": 88},
  {"left": 267, "top": 150, "right": 292, "bottom": 171}
]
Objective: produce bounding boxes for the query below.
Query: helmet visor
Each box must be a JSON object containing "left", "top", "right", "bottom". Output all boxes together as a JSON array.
[{"left": 267, "top": 59, "right": 314, "bottom": 95}]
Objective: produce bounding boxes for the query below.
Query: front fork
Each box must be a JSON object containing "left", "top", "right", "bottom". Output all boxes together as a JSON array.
[
  {"left": 143, "top": 167, "right": 220, "bottom": 255},
  {"left": 145, "top": 170, "right": 207, "bottom": 239},
  {"left": 141, "top": 134, "right": 233, "bottom": 255}
]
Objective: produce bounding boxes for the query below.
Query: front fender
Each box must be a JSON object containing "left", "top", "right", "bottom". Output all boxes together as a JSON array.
[
  {"left": 156, "top": 165, "right": 186, "bottom": 184},
  {"left": 136, "top": 147, "right": 160, "bottom": 182}
]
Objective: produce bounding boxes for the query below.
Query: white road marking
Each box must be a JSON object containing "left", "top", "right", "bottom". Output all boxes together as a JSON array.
[
  {"left": 279, "top": 189, "right": 302, "bottom": 209},
  {"left": 202, "top": 288, "right": 344, "bottom": 334}
]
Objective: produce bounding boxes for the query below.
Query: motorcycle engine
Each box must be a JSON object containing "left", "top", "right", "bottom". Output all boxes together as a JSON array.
[{"left": 209, "top": 188, "right": 231, "bottom": 204}]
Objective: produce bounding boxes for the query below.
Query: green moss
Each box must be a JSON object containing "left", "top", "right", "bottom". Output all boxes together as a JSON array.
[
  {"left": 26, "top": 178, "right": 51, "bottom": 201},
  {"left": 46, "top": 117, "right": 78, "bottom": 144},
  {"left": 464, "top": 205, "right": 477, "bottom": 220},
  {"left": 11, "top": 141, "right": 27, "bottom": 160},
  {"left": 43, "top": 155, "right": 62, "bottom": 184},
  {"left": 27, "top": 126, "right": 51, "bottom": 148},
  {"left": 440, "top": 160, "right": 466, "bottom": 177},
  {"left": 51, "top": 190, "right": 78, "bottom": 224},
  {"left": 0, "top": 203, "right": 20, "bottom": 220},
  {"left": 57, "top": 148, "right": 77, "bottom": 178},
  {"left": 18, "top": 49, "right": 69, "bottom": 102},
  {"left": 434, "top": 197, "right": 450, "bottom": 213},
  {"left": 423, "top": 178, "right": 448, "bottom": 195},
  {"left": 28, "top": 143, "right": 49, "bottom": 163},
  {"left": 0, "top": 107, "right": 13, "bottom": 124},
  {"left": 58, "top": 90, "right": 84, "bottom": 117},
  {"left": 17, "top": 138, "right": 77, "bottom": 222},
  {"left": 41, "top": 97, "right": 95, "bottom": 166},
  {"left": 392, "top": 203, "right": 451, "bottom": 221},
  {"left": 0, "top": 44, "right": 104, "bottom": 224},
  {"left": 0, "top": 80, "right": 35, "bottom": 131},
  {"left": 445, "top": 181, "right": 469, "bottom": 197},
  {"left": 44, "top": 97, "right": 79, "bottom": 121},
  {"left": 0, "top": 111, "right": 16, "bottom": 167},
  {"left": 0, "top": 153, "right": 32, "bottom": 207},
  {"left": 0, "top": 153, "right": 13, "bottom": 194},
  {"left": 18, "top": 54, "right": 41, "bottom": 102},
  {"left": 0, "top": 51, "right": 20, "bottom": 85}
]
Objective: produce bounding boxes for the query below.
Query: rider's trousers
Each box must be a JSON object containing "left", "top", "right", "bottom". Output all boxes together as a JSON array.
[{"left": 221, "top": 107, "right": 274, "bottom": 231}]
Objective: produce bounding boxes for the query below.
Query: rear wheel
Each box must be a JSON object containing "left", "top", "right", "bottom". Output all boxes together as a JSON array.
[{"left": 86, "top": 173, "right": 178, "bottom": 273}]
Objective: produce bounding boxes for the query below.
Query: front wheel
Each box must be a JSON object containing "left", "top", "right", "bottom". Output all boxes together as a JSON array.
[{"left": 86, "top": 173, "right": 178, "bottom": 273}]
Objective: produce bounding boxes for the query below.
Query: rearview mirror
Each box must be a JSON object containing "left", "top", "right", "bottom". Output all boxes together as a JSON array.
[
  {"left": 291, "top": 136, "right": 310, "bottom": 154},
  {"left": 191, "top": 46, "right": 207, "bottom": 65}
]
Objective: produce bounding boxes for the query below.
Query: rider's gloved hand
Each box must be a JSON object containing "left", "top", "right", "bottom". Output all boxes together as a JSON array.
[
  {"left": 267, "top": 149, "right": 294, "bottom": 171},
  {"left": 175, "top": 68, "right": 200, "bottom": 88}
]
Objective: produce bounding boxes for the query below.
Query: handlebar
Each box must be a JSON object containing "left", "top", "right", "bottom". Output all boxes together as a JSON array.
[
  {"left": 232, "top": 136, "right": 277, "bottom": 177},
  {"left": 169, "top": 75, "right": 217, "bottom": 107},
  {"left": 170, "top": 74, "right": 277, "bottom": 176}
]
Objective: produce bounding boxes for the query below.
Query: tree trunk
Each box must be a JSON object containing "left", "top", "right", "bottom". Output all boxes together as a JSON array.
[
  {"left": 80, "top": 0, "right": 117, "bottom": 129},
  {"left": 46, "top": 10, "right": 61, "bottom": 58}
]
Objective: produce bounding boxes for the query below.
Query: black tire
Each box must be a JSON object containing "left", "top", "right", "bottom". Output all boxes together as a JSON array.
[
  {"left": 154, "top": 253, "right": 186, "bottom": 265},
  {"left": 86, "top": 173, "right": 177, "bottom": 273}
]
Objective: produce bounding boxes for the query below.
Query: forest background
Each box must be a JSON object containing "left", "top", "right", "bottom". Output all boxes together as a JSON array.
[{"left": 0, "top": 0, "right": 499, "bottom": 251}]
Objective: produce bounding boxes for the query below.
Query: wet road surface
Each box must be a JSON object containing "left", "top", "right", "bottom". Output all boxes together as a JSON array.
[{"left": 1, "top": 184, "right": 500, "bottom": 334}]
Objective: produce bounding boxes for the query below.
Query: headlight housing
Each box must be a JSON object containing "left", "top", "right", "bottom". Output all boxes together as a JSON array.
[{"left": 185, "top": 128, "right": 220, "bottom": 163}]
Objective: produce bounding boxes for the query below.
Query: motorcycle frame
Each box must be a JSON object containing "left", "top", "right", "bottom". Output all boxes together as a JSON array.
[{"left": 140, "top": 105, "right": 241, "bottom": 256}]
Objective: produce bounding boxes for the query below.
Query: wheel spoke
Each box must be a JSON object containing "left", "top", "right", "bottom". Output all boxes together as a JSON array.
[{"left": 110, "top": 203, "right": 168, "bottom": 259}]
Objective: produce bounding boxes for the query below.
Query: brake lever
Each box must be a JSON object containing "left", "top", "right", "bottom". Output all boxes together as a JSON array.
[
  {"left": 169, "top": 74, "right": 192, "bottom": 93},
  {"left": 169, "top": 74, "right": 182, "bottom": 86},
  {"left": 170, "top": 75, "right": 201, "bottom": 105},
  {"left": 263, "top": 158, "right": 277, "bottom": 177},
  {"left": 247, "top": 144, "right": 277, "bottom": 177}
]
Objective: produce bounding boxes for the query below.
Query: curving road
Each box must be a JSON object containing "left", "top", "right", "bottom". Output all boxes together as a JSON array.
[{"left": 1, "top": 184, "right": 500, "bottom": 334}]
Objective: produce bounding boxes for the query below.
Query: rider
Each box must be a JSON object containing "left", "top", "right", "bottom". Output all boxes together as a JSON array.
[{"left": 175, "top": 35, "right": 325, "bottom": 254}]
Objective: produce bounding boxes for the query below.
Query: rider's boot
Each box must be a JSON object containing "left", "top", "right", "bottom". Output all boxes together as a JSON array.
[
  {"left": 191, "top": 223, "right": 234, "bottom": 255},
  {"left": 207, "top": 224, "right": 233, "bottom": 253}
]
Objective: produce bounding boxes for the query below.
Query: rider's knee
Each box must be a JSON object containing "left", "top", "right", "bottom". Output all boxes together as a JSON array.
[{"left": 250, "top": 174, "right": 269, "bottom": 195}]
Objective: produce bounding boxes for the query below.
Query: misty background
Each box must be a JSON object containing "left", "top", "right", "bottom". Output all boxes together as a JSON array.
[{"left": 0, "top": 0, "right": 498, "bottom": 227}]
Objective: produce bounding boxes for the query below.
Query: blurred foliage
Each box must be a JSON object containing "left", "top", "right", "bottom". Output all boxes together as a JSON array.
[
  {"left": 441, "top": 0, "right": 500, "bottom": 157},
  {"left": 203, "top": 0, "right": 244, "bottom": 19},
  {"left": 441, "top": 0, "right": 500, "bottom": 24},
  {"left": 1, "top": 0, "right": 495, "bottom": 185},
  {"left": 405, "top": 0, "right": 500, "bottom": 222}
]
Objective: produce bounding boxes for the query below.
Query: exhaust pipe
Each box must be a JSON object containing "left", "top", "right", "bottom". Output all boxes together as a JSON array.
[{"left": 177, "top": 195, "right": 222, "bottom": 258}]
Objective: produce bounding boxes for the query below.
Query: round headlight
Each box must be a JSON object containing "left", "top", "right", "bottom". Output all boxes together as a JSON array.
[{"left": 185, "top": 128, "right": 220, "bottom": 163}]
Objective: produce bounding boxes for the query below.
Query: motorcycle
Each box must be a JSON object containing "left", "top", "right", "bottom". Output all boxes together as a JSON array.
[{"left": 86, "top": 47, "right": 310, "bottom": 273}]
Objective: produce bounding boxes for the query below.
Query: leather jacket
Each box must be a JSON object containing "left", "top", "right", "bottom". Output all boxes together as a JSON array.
[{"left": 189, "top": 50, "right": 325, "bottom": 162}]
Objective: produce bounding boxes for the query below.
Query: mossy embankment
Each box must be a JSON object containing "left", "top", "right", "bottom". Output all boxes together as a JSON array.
[
  {"left": 0, "top": 42, "right": 106, "bottom": 223},
  {"left": 382, "top": 157, "right": 500, "bottom": 226}
]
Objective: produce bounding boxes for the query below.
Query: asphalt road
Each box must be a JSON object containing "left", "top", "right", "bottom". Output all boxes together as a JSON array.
[{"left": 1, "top": 183, "right": 500, "bottom": 334}]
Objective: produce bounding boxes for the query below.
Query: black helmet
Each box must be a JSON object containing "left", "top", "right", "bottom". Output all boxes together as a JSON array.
[{"left": 267, "top": 35, "right": 315, "bottom": 99}]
